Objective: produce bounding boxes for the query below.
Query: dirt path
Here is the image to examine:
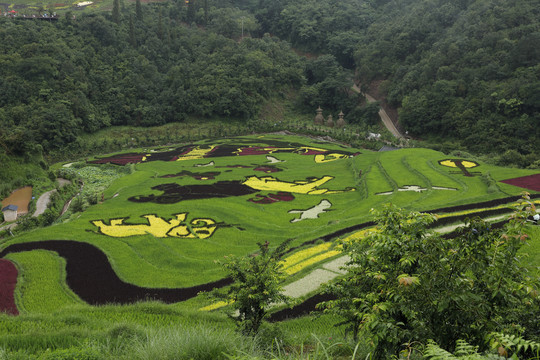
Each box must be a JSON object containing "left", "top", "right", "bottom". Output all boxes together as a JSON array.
[
  {"left": 32, "top": 179, "right": 72, "bottom": 217},
  {"left": 1, "top": 178, "right": 77, "bottom": 232},
  {"left": 33, "top": 189, "right": 56, "bottom": 217},
  {"left": 352, "top": 84, "right": 404, "bottom": 139}
]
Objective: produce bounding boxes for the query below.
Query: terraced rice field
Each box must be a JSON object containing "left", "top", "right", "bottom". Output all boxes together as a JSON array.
[{"left": 1, "top": 134, "right": 539, "bottom": 315}]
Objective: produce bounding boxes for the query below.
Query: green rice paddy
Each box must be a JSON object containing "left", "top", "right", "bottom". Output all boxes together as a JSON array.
[{"left": 1, "top": 134, "right": 539, "bottom": 316}]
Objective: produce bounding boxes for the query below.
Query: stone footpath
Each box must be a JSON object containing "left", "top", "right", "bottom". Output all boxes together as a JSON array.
[{"left": 280, "top": 211, "right": 539, "bottom": 300}]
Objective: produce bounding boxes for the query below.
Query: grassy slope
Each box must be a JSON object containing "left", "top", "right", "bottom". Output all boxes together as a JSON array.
[
  {"left": 5, "top": 250, "right": 84, "bottom": 313},
  {"left": 2, "top": 135, "right": 538, "bottom": 292},
  {"left": 1, "top": 134, "right": 539, "bottom": 358}
]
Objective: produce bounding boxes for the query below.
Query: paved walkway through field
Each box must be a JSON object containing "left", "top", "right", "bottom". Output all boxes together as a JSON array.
[
  {"left": 280, "top": 211, "right": 537, "bottom": 299},
  {"left": 32, "top": 179, "right": 71, "bottom": 217}
]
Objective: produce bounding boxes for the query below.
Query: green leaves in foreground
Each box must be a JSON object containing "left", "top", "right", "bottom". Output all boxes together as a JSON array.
[
  {"left": 320, "top": 196, "right": 540, "bottom": 359},
  {"left": 209, "top": 239, "right": 292, "bottom": 336}
]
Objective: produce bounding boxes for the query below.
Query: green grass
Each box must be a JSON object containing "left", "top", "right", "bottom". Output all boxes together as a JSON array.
[
  {"left": 1, "top": 134, "right": 540, "bottom": 360},
  {"left": 0, "top": 303, "right": 370, "bottom": 359},
  {"left": 364, "top": 162, "right": 395, "bottom": 196},
  {"left": 3, "top": 135, "right": 539, "bottom": 291},
  {"left": 379, "top": 149, "right": 428, "bottom": 189},
  {"left": 5, "top": 250, "right": 84, "bottom": 314},
  {"left": 521, "top": 224, "right": 540, "bottom": 277}
]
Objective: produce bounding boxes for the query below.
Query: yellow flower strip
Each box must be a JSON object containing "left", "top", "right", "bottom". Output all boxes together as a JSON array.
[
  {"left": 200, "top": 244, "right": 339, "bottom": 312},
  {"left": 439, "top": 159, "right": 478, "bottom": 168},
  {"left": 284, "top": 250, "right": 342, "bottom": 275},
  {"left": 341, "top": 228, "right": 375, "bottom": 243},
  {"left": 439, "top": 160, "right": 458, "bottom": 168},
  {"left": 280, "top": 242, "right": 332, "bottom": 270},
  {"left": 461, "top": 160, "right": 478, "bottom": 168},
  {"left": 200, "top": 199, "right": 539, "bottom": 312},
  {"left": 199, "top": 300, "right": 232, "bottom": 312}
]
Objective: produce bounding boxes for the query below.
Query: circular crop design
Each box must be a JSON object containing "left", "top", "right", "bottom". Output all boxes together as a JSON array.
[{"left": 439, "top": 159, "right": 479, "bottom": 168}]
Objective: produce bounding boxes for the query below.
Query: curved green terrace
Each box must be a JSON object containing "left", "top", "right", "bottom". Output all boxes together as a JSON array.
[{"left": 1, "top": 135, "right": 538, "bottom": 300}]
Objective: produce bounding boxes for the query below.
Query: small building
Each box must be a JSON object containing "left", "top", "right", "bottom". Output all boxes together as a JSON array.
[{"left": 2, "top": 205, "right": 18, "bottom": 222}]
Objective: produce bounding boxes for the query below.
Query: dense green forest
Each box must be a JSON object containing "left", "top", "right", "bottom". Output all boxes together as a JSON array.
[
  {"left": 1, "top": 0, "right": 539, "bottom": 185},
  {"left": 0, "top": 6, "right": 305, "bottom": 155},
  {"left": 239, "top": 0, "right": 540, "bottom": 162}
]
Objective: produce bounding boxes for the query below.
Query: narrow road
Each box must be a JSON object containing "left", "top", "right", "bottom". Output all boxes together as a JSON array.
[
  {"left": 352, "top": 84, "right": 404, "bottom": 139},
  {"left": 33, "top": 179, "right": 71, "bottom": 217},
  {"left": 33, "top": 189, "right": 56, "bottom": 217}
]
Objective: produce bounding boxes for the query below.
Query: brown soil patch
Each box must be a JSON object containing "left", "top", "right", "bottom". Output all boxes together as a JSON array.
[{"left": 1, "top": 186, "right": 32, "bottom": 215}]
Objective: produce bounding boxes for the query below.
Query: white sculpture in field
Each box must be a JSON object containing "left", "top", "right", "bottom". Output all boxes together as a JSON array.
[{"left": 288, "top": 200, "right": 332, "bottom": 223}]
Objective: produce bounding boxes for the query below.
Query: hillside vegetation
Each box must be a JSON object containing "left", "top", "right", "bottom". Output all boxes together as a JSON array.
[
  {"left": 1, "top": 0, "right": 539, "bottom": 169},
  {"left": 243, "top": 0, "right": 540, "bottom": 160},
  {"left": 1, "top": 0, "right": 540, "bottom": 358},
  {"left": 1, "top": 134, "right": 540, "bottom": 358}
]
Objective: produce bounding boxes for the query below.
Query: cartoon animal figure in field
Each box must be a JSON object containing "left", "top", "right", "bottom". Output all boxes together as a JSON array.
[
  {"left": 243, "top": 176, "right": 354, "bottom": 195},
  {"left": 129, "top": 176, "right": 355, "bottom": 204},
  {"left": 288, "top": 200, "right": 332, "bottom": 223}
]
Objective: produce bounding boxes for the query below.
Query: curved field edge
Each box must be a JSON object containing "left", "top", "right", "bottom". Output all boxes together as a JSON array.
[
  {"left": 1, "top": 195, "right": 538, "bottom": 309},
  {"left": 0, "top": 259, "right": 18, "bottom": 315},
  {"left": 1, "top": 136, "right": 539, "bottom": 305},
  {"left": 4, "top": 250, "right": 86, "bottom": 314},
  {"left": 0, "top": 241, "right": 232, "bottom": 306}
]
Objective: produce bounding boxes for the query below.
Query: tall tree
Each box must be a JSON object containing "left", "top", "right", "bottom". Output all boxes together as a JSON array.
[
  {"left": 157, "top": 9, "right": 163, "bottom": 40},
  {"left": 209, "top": 239, "right": 292, "bottom": 335},
  {"left": 135, "top": 0, "right": 142, "bottom": 21},
  {"left": 320, "top": 201, "right": 540, "bottom": 358},
  {"left": 129, "top": 14, "right": 136, "bottom": 47},
  {"left": 203, "top": 0, "right": 209, "bottom": 25},
  {"left": 112, "top": 0, "right": 120, "bottom": 24}
]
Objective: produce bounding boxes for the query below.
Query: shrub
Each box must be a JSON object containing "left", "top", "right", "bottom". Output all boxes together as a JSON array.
[
  {"left": 209, "top": 240, "right": 292, "bottom": 335},
  {"left": 39, "top": 347, "right": 103, "bottom": 360},
  {"left": 320, "top": 197, "right": 540, "bottom": 358}
]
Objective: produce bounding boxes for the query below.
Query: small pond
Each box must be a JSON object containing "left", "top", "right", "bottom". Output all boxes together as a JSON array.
[{"left": 1, "top": 186, "right": 33, "bottom": 215}]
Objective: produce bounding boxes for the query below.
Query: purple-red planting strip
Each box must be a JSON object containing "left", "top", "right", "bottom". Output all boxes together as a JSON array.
[{"left": 0, "top": 259, "right": 19, "bottom": 315}]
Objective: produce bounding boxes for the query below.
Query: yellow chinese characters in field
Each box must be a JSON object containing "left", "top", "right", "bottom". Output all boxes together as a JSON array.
[
  {"left": 314, "top": 153, "right": 350, "bottom": 163},
  {"left": 91, "top": 213, "right": 217, "bottom": 239}
]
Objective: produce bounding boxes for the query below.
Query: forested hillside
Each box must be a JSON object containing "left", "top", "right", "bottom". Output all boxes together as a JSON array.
[
  {"left": 0, "top": 6, "right": 306, "bottom": 155},
  {"left": 1, "top": 0, "right": 539, "bottom": 170},
  {"left": 239, "top": 0, "right": 540, "bottom": 162}
]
